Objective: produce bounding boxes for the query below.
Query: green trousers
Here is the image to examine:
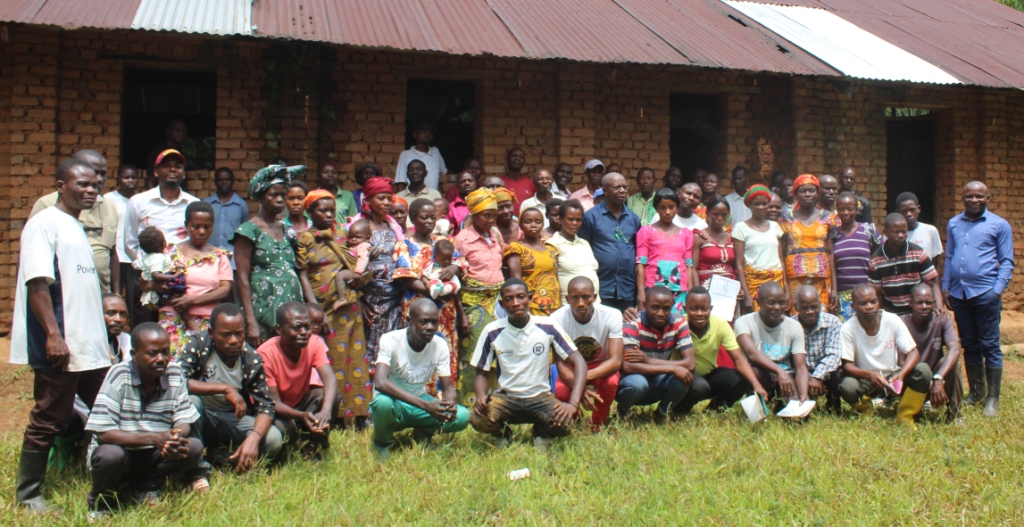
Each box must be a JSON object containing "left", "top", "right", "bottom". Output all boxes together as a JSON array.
[{"left": 370, "top": 393, "right": 469, "bottom": 447}]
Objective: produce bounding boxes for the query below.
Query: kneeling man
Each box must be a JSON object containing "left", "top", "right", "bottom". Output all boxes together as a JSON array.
[
  {"left": 900, "top": 283, "right": 962, "bottom": 421},
  {"left": 85, "top": 323, "right": 204, "bottom": 518},
  {"left": 734, "top": 281, "right": 809, "bottom": 404},
  {"left": 372, "top": 299, "right": 469, "bottom": 458},
  {"left": 840, "top": 285, "right": 930, "bottom": 429},
  {"left": 470, "top": 279, "right": 588, "bottom": 449}
]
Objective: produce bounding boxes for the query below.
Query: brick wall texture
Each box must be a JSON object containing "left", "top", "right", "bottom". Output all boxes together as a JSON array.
[{"left": 3, "top": 25, "right": 1024, "bottom": 332}]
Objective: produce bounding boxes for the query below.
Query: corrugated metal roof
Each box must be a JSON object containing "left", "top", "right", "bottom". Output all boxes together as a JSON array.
[
  {"left": 726, "top": 1, "right": 961, "bottom": 84},
  {"left": 4, "top": 0, "right": 141, "bottom": 29},
  {"left": 132, "top": 0, "right": 251, "bottom": 36}
]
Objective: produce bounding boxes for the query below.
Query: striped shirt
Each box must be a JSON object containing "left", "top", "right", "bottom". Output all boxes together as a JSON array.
[
  {"left": 470, "top": 315, "right": 577, "bottom": 398},
  {"left": 867, "top": 241, "right": 938, "bottom": 314},
  {"left": 622, "top": 312, "right": 694, "bottom": 361},
  {"left": 85, "top": 360, "right": 198, "bottom": 466},
  {"left": 834, "top": 222, "right": 880, "bottom": 292}
]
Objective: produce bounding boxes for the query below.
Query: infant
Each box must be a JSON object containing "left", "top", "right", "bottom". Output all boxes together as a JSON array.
[
  {"left": 137, "top": 227, "right": 187, "bottom": 310},
  {"left": 423, "top": 239, "right": 461, "bottom": 299},
  {"left": 432, "top": 197, "right": 452, "bottom": 237},
  {"left": 332, "top": 219, "right": 371, "bottom": 312}
]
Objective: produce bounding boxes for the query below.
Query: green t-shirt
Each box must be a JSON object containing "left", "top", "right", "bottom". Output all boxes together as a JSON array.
[{"left": 687, "top": 315, "right": 740, "bottom": 376}]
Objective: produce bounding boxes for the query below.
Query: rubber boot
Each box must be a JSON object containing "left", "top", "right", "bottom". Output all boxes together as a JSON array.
[
  {"left": 15, "top": 449, "right": 56, "bottom": 513},
  {"left": 895, "top": 388, "right": 928, "bottom": 431},
  {"left": 983, "top": 367, "right": 1002, "bottom": 417},
  {"left": 963, "top": 363, "right": 987, "bottom": 406},
  {"left": 853, "top": 395, "right": 873, "bottom": 414}
]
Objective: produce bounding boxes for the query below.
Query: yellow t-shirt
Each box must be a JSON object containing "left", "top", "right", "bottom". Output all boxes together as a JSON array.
[{"left": 687, "top": 315, "right": 740, "bottom": 376}]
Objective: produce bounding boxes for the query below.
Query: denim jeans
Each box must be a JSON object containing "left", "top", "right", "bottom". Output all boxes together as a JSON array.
[
  {"left": 950, "top": 288, "right": 1003, "bottom": 368},
  {"left": 615, "top": 373, "right": 689, "bottom": 417}
]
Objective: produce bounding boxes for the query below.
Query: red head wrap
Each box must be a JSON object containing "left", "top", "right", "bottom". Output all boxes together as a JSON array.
[
  {"left": 362, "top": 177, "right": 394, "bottom": 198},
  {"left": 791, "top": 174, "right": 820, "bottom": 196}
]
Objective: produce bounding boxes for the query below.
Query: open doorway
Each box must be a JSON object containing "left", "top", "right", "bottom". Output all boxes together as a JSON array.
[
  {"left": 122, "top": 67, "right": 216, "bottom": 188},
  {"left": 404, "top": 79, "right": 476, "bottom": 177},
  {"left": 669, "top": 94, "right": 721, "bottom": 181},
  {"left": 885, "top": 107, "right": 936, "bottom": 222}
]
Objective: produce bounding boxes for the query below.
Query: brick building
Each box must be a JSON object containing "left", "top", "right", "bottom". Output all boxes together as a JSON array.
[{"left": 3, "top": 0, "right": 1024, "bottom": 332}]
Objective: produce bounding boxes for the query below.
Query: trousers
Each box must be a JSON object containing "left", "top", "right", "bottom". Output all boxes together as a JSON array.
[{"left": 369, "top": 393, "right": 469, "bottom": 447}]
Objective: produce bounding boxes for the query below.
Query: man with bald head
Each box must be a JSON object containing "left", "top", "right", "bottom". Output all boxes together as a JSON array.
[
  {"left": 817, "top": 174, "right": 840, "bottom": 212},
  {"left": 371, "top": 299, "right": 469, "bottom": 459},
  {"left": 943, "top": 181, "right": 1014, "bottom": 416},
  {"left": 900, "top": 283, "right": 962, "bottom": 421},
  {"left": 792, "top": 285, "right": 843, "bottom": 413},
  {"left": 840, "top": 285, "right": 930, "bottom": 428},
  {"left": 838, "top": 167, "right": 871, "bottom": 223},
  {"left": 580, "top": 172, "right": 641, "bottom": 312},
  {"left": 30, "top": 149, "right": 120, "bottom": 292},
  {"left": 867, "top": 213, "right": 942, "bottom": 316},
  {"left": 550, "top": 277, "right": 624, "bottom": 429},
  {"left": 734, "top": 281, "right": 809, "bottom": 404},
  {"left": 500, "top": 147, "right": 535, "bottom": 214}
]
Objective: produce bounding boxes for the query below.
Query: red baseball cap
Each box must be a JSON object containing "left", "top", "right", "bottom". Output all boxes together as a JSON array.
[{"left": 155, "top": 149, "right": 186, "bottom": 166}]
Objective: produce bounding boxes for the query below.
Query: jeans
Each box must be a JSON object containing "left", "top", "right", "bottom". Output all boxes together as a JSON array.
[
  {"left": 838, "top": 363, "right": 931, "bottom": 404},
  {"left": 189, "top": 396, "right": 284, "bottom": 461},
  {"left": 369, "top": 393, "right": 469, "bottom": 447},
  {"left": 470, "top": 392, "right": 570, "bottom": 439},
  {"left": 950, "top": 289, "right": 1003, "bottom": 368},
  {"left": 677, "top": 367, "right": 751, "bottom": 413},
  {"left": 615, "top": 373, "right": 689, "bottom": 417}
]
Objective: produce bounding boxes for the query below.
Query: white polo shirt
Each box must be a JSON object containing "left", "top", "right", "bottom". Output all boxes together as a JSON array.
[
  {"left": 725, "top": 191, "right": 752, "bottom": 227},
  {"left": 549, "top": 304, "right": 622, "bottom": 364},
  {"left": 395, "top": 146, "right": 448, "bottom": 190},
  {"left": 375, "top": 328, "right": 451, "bottom": 397},
  {"left": 470, "top": 315, "right": 577, "bottom": 398},
  {"left": 122, "top": 186, "right": 198, "bottom": 261}
]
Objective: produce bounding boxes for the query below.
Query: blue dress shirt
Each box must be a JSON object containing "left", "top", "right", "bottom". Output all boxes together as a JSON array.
[
  {"left": 579, "top": 202, "right": 641, "bottom": 302},
  {"left": 942, "top": 209, "right": 1014, "bottom": 299},
  {"left": 204, "top": 193, "right": 250, "bottom": 250}
]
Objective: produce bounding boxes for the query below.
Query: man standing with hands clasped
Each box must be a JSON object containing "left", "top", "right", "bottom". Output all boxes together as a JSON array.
[
  {"left": 942, "top": 181, "right": 1014, "bottom": 417},
  {"left": 371, "top": 299, "right": 469, "bottom": 459}
]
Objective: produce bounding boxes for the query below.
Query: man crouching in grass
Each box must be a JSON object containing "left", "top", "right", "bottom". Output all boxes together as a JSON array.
[
  {"left": 84, "top": 323, "right": 205, "bottom": 520},
  {"left": 371, "top": 299, "right": 469, "bottom": 460},
  {"left": 470, "top": 278, "right": 588, "bottom": 450}
]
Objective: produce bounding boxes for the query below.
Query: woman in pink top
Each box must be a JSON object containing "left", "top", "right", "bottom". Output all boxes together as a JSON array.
[
  {"left": 159, "top": 201, "right": 233, "bottom": 353},
  {"left": 635, "top": 189, "right": 698, "bottom": 314}
]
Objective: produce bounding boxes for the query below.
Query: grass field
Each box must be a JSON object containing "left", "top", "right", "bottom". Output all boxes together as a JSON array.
[{"left": 1, "top": 377, "right": 1023, "bottom": 526}]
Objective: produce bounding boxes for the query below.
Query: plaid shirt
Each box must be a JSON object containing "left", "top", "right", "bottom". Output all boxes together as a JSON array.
[
  {"left": 793, "top": 312, "right": 842, "bottom": 380},
  {"left": 178, "top": 331, "right": 275, "bottom": 418}
]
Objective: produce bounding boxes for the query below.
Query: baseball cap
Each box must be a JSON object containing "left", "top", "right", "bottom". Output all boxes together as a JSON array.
[
  {"left": 584, "top": 159, "right": 604, "bottom": 171},
  {"left": 155, "top": 149, "right": 186, "bottom": 166},
  {"left": 593, "top": 188, "right": 604, "bottom": 198}
]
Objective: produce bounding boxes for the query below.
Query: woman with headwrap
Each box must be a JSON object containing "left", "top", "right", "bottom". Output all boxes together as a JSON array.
[
  {"left": 390, "top": 196, "right": 409, "bottom": 234},
  {"left": 493, "top": 186, "right": 520, "bottom": 245},
  {"left": 782, "top": 174, "right": 840, "bottom": 311},
  {"left": 353, "top": 177, "right": 412, "bottom": 383},
  {"left": 453, "top": 187, "right": 506, "bottom": 406},
  {"left": 232, "top": 164, "right": 316, "bottom": 347},
  {"left": 733, "top": 184, "right": 786, "bottom": 312},
  {"left": 295, "top": 189, "right": 372, "bottom": 423}
]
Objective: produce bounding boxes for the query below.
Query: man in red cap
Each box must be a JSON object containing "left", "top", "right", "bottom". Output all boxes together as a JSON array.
[{"left": 123, "top": 149, "right": 198, "bottom": 324}]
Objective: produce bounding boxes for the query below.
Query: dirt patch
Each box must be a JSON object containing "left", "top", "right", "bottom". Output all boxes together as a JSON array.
[
  {"left": 1002, "top": 310, "right": 1024, "bottom": 345},
  {"left": 0, "top": 338, "right": 35, "bottom": 438}
]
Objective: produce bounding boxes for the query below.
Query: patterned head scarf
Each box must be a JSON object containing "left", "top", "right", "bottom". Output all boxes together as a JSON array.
[
  {"left": 466, "top": 187, "right": 498, "bottom": 215},
  {"left": 743, "top": 184, "right": 773, "bottom": 206},
  {"left": 493, "top": 186, "right": 516, "bottom": 205},
  {"left": 303, "top": 189, "right": 335, "bottom": 210},
  {"left": 791, "top": 174, "right": 820, "bottom": 196},
  {"left": 249, "top": 164, "right": 305, "bottom": 200}
]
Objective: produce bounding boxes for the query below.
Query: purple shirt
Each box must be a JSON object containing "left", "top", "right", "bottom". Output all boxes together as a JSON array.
[{"left": 833, "top": 222, "right": 879, "bottom": 292}]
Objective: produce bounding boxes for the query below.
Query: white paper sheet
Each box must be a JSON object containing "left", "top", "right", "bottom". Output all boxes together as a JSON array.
[
  {"left": 777, "top": 400, "right": 816, "bottom": 418},
  {"left": 707, "top": 275, "right": 741, "bottom": 322},
  {"left": 740, "top": 394, "right": 767, "bottom": 423}
]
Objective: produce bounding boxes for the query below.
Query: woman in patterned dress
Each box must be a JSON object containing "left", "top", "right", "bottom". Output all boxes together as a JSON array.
[
  {"left": 233, "top": 164, "right": 315, "bottom": 348},
  {"left": 295, "top": 190, "right": 371, "bottom": 422},
  {"left": 504, "top": 206, "right": 561, "bottom": 315},
  {"left": 782, "top": 174, "right": 840, "bottom": 312}
]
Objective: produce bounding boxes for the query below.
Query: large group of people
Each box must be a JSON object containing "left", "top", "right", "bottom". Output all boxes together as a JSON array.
[{"left": 10, "top": 126, "right": 1015, "bottom": 519}]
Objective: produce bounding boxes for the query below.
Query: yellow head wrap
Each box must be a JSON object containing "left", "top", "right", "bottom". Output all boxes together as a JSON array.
[
  {"left": 466, "top": 188, "right": 498, "bottom": 215},
  {"left": 493, "top": 186, "right": 516, "bottom": 205}
]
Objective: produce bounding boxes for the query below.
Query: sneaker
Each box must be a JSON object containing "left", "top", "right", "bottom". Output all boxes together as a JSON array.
[
  {"left": 188, "top": 477, "right": 211, "bottom": 495},
  {"left": 532, "top": 436, "right": 550, "bottom": 451},
  {"left": 132, "top": 490, "right": 161, "bottom": 507}
]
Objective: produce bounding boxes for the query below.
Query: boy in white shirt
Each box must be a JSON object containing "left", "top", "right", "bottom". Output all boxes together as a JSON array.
[
  {"left": 469, "top": 279, "right": 588, "bottom": 449},
  {"left": 394, "top": 121, "right": 447, "bottom": 191},
  {"left": 896, "top": 192, "right": 943, "bottom": 259}
]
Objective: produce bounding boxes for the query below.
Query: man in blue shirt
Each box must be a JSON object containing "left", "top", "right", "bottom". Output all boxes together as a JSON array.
[
  {"left": 942, "top": 181, "right": 1014, "bottom": 417},
  {"left": 203, "top": 167, "right": 250, "bottom": 251},
  {"left": 579, "top": 172, "right": 641, "bottom": 313}
]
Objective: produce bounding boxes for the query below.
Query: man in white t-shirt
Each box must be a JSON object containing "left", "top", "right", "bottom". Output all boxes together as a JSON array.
[
  {"left": 724, "top": 165, "right": 752, "bottom": 227},
  {"left": 550, "top": 277, "right": 624, "bottom": 429},
  {"left": 650, "top": 182, "right": 708, "bottom": 230},
  {"left": 839, "top": 285, "right": 930, "bottom": 429},
  {"left": 394, "top": 121, "right": 447, "bottom": 192},
  {"left": 470, "top": 279, "right": 588, "bottom": 449},
  {"left": 734, "top": 282, "right": 809, "bottom": 404},
  {"left": 12, "top": 159, "right": 110, "bottom": 513},
  {"left": 371, "top": 300, "right": 469, "bottom": 459},
  {"left": 896, "top": 192, "right": 943, "bottom": 260}
]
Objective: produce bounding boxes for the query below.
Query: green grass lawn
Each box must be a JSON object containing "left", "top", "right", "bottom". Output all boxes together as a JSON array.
[{"left": 2, "top": 381, "right": 1023, "bottom": 526}]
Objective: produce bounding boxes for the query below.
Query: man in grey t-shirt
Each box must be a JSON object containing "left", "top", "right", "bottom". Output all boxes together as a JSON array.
[{"left": 734, "top": 282, "right": 809, "bottom": 403}]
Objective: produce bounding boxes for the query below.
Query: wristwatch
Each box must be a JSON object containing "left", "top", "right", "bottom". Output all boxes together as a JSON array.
[{"left": 932, "top": 374, "right": 944, "bottom": 382}]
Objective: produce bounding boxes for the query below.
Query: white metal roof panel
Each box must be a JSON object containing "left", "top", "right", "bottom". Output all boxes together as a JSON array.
[
  {"left": 132, "top": 0, "right": 251, "bottom": 36},
  {"left": 724, "top": 1, "right": 962, "bottom": 84}
]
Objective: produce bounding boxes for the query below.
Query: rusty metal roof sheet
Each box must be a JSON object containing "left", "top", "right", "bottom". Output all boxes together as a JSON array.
[
  {"left": 132, "top": 0, "right": 252, "bottom": 36},
  {"left": 2, "top": 0, "right": 140, "bottom": 29}
]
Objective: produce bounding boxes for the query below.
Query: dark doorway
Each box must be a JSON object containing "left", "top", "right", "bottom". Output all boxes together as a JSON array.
[
  {"left": 669, "top": 94, "right": 721, "bottom": 182},
  {"left": 405, "top": 79, "right": 475, "bottom": 175},
  {"left": 122, "top": 67, "right": 217, "bottom": 183},
  {"left": 886, "top": 110, "right": 936, "bottom": 223}
]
